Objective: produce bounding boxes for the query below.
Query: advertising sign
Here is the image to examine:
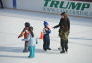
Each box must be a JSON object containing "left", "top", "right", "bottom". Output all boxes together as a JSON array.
[{"left": 42, "top": 0, "right": 92, "bottom": 17}]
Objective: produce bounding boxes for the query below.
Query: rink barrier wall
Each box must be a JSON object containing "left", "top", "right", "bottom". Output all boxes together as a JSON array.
[
  {"left": 7, "top": 8, "right": 92, "bottom": 19},
  {"left": 2, "top": 0, "right": 92, "bottom": 18}
]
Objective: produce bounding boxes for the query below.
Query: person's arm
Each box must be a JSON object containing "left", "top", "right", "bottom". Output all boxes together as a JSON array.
[
  {"left": 31, "top": 31, "right": 34, "bottom": 37},
  {"left": 45, "top": 28, "right": 51, "bottom": 34},
  {"left": 22, "top": 34, "right": 30, "bottom": 41},
  {"left": 18, "top": 28, "right": 25, "bottom": 38},
  {"left": 29, "top": 27, "right": 34, "bottom": 37},
  {"left": 53, "top": 24, "right": 60, "bottom": 28},
  {"left": 31, "top": 26, "right": 33, "bottom": 31},
  {"left": 43, "top": 28, "right": 51, "bottom": 35},
  {"left": 53, "top": 19, "right": 62, "bottom": 28},
  {"left": 46, "top": 28, "right": 51, "bottom": 34}
]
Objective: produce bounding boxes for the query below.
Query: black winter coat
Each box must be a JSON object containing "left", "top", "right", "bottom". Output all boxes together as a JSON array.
[{"left": 54, "top": 18, "right": 70, "bottom": 32}]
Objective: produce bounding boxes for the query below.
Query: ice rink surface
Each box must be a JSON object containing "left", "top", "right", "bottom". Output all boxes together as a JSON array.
[{"left": 0, "top": 9, "right": 92, "bottom": 63}]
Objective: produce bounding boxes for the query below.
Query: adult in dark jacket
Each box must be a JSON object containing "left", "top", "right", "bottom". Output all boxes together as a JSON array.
[
  {"left": 53, "top": 12, "right": 70, "bottom": 53},
  {"left": 43, "top": 21, "right": 51, "bottom": 51},
  {"left": 0, "top": 0, "right": 4, "bottom": 8},
  {"left": 18, "top": 22, "right": 33, "bottom": 52}
]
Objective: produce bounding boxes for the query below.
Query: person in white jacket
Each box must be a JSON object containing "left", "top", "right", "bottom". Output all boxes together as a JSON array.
[{"left": 22, "top": 27, "right": 36, "bottom": 58}]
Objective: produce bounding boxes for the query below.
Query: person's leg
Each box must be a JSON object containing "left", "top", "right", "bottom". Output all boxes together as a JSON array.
[
  {"left": 43, "top": 39, "right": 45, "bottom": 50},
  {"left": 0, "top": 0, "right": 4, "bottom": 8},
  {"left": 64, "top": 32, "right": 69, "bottom": 52},
  {"left": 47, "top": 39, "right": 50, "bottom": 48},
  {"left": 23, "top": 41, "right": 29, "bottom": 52},
  {"left": 65, "top": 40, "right": 68, "bottom": 52},
  {"left": 28, "top": 46, "right": 31, "bottom": 57},
  {"left": 60, "top": 39, "right": 65, "bottom": 53},
  {"left": 47, "top": 38, "right": 51, "bottom": 50},
  {"left": 43, "top": 39, "right": 47, "bottom": 51},
  {"left": 58, "top": 38, "right": 62, "bottom": 50},
  {"left": 33, "top": 46, "right": 35, "bottom": 57},
  {"left": 31, "top": 46, "right": 35, "bottom": 58}
]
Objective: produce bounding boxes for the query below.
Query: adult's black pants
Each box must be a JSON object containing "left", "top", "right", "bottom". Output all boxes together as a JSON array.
[{"left": 60, "top": 39, "right": 68, "bottom": 51}]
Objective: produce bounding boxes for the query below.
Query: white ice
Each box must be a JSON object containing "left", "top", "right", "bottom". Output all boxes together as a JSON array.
[{"left": 0, "top": 9, "right": 92, "bottom": 63}]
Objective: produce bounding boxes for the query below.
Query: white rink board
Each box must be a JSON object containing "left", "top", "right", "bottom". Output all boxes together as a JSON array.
[{"left": 2, "top": 0, "right": 92, "bottom": 17}]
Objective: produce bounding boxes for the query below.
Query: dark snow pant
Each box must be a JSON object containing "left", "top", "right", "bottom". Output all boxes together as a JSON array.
[
  {"left": 0, "top": 0, "right": 3, "bottom": 8},
  {"left": 43, "top": 35, "right": 50, "bottom": 50},
  {"left": 60, "top": 39, "right": 68, "bottom": 52},
  {"left": 23, "top": 41, "right": 29, "bottom": 52}
]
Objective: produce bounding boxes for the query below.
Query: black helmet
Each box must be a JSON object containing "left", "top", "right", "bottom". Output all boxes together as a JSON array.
[{"left": 25, "top": 22, "right": 30, "bottom": 27}]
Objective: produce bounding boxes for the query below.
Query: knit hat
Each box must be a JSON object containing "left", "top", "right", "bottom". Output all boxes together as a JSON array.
[{"left": 43, "top": 21, "right": 48, "bottom": 26}]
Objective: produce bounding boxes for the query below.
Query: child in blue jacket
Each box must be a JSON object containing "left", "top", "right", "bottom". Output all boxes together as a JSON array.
[{"left": 43, "top": 21, "right": 51, "bottom": 51}]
